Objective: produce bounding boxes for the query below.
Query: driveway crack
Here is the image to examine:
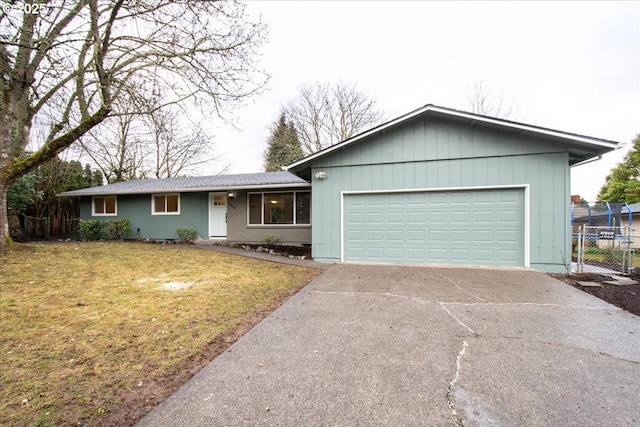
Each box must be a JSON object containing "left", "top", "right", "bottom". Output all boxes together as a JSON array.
[
  {"left": 432, "top": 267, "right": 486, "bottom": 302},
  {"left": 447, "top": 338, "right": 469, "bottom": 426},
  {"left": 438, "top": 302, "right": 476, "bottom": 335}
]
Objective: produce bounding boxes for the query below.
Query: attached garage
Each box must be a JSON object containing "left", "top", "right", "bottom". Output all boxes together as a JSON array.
[
  {"left": 286, "top": 104, "right": 619, "bottom": 273},
  {"left": 343, "top": 187, "right": 527, "bottom": 266}
]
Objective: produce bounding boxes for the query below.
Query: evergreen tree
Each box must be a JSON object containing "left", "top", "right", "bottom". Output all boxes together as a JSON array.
[
  {"left": 598, "top": 134, "right": 640, "bottom": 202},
  {"left": 263, "top": 114, "right": 304, "bottom": 171}
]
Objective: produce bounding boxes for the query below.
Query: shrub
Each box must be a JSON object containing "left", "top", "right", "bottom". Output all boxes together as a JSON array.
[
  {"left": 78, "top": 220, "right": 105, "bottom": 241},
  {"left": 261, "top": 233, "right": 283, "bottom": 249},
  {"left": 104, "top": 219, "right": 131, "bottom": 240},
  {"left": 176, "top": 227, "right": 198, "bottom": 244}
]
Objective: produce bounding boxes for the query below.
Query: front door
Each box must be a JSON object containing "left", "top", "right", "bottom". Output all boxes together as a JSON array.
[{"left": 209, "top": 193, "right": 227, "bottom": 239}]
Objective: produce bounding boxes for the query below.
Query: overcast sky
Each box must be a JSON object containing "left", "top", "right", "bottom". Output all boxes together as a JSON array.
[{"left": 210, "top": 1, "right": 639, "bottom": 202}]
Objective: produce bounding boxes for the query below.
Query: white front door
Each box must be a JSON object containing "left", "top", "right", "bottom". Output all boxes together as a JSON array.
[{"left": 209, "top": 193, "right": 227, "bottom": 239}]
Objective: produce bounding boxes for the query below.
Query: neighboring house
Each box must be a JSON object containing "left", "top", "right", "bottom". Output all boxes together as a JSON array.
[
  {"left": 59, "top": 104, "right": 618, "bottom": 273},
  {"left": 573, "top": 202, "right": 640, "bottom": 228}
]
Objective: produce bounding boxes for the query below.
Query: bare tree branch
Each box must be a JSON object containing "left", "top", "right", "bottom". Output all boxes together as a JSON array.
[
  {"left": 0, "top": 0, "right": 268, "bottom": 242},
  {"left": 464, "top": 80, "right": 522, "bottom": 120},
  {"left": 282, "top": 81, "right": 387, "bottom": 154}
]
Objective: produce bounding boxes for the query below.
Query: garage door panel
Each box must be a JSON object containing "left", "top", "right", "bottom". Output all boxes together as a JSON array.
[
  {"left": 474, "top": 230, "right": 494, "bottom": 243},
  {"left": 451, "top": 211, "right": 469, "bottom": 223},
  {"left": 498, "top": 191, "right": 521, "bottom": 203},
  {"left": 408, "top": 229, "right": 425, "bottom": 242},
  {"left": 407, "top": 212, "right": 426, "bottom": 223},
  {"left": 428, "top": 248, "right": 448, "bottom": 261},
  {"left": 366, "top": 196, "right": 384, "bottom": 207},
  {"left": 474, "top": 249, "right": 494, "bottom": 262},
  {"left": 344, "top": 189, "right": 524, "bottom": 266},
  {"left": 498, "top": 249, "right": 520, "bottom": 263},
  {"left": 386, "top": 194, "right": 404, "bottom": 206},
  {"left": 367, "top": 212, "right": 384, "bottom": 224},
  {"left": 497, "top": 230, "right": 520, "bottom": 243},
  {"left": 450, "top": 248, "right": 471, "bottom": 261},
  {"left": 387, "top": 212, "right": 405, "bottom": 223},
  {"left": 429, "top": 230, "right": 447, "bottom": 242},
  {"left": 407, "top": 248, "right": 426, "bottom": 261},
  {"left": 429, "top": 193, "right": 448, "bottom": 205},
  {"left": 347, "top": 212, "right": 365, "bottom": 225},
  {"left": 450, "top": 192, "right": 470, "bottom": 204},
  {"left": 473, "top": 191, "right": 494, "bottom": 204},
  {"left": 474, "top": 210, "right": 494, "bottom": 223},
  {"left": 407, "top": 193, "right": 426, "bottom": 206},
  {"left": 387, "top": 230, "right": 404, "bottom": 242},
  {"left": 364, "top": 245, "right": 384, "bottom": 261},
  {"left": 450, "top": 230, "right": 470, "bottom": 242},
  {"left": 429, "top": 211, "right": 447, "bottom": 224},
  {"left": 366, "top": 230, "right": 384, "bottom": 241},
  {"left": 498, "top": 210, "right": 520, "bottom": 222},
  {"left": 346, "top": 197, "right": 365, "bottom": 208}
]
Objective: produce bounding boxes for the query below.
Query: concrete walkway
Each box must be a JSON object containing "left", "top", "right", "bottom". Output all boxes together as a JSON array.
[
  {"left": 193, "top": 241, "right": 333, "bottom": 270},
  {"left": 137, "top": 264, "right": 640, "bottom": 427}
]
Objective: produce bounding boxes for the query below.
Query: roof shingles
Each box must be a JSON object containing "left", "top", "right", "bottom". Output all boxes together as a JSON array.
[{"left": 58, "top": 171, "right": 309, "bottom": 197}]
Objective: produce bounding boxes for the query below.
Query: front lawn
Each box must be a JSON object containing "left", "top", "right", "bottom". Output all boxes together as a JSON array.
[{"left": 0, "top": 242, "right": 320, "bottom": 426}]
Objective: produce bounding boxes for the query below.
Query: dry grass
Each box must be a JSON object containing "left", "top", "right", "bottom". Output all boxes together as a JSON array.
[{"left": 0, "top": 242, "right": 319, "bottom": 426}]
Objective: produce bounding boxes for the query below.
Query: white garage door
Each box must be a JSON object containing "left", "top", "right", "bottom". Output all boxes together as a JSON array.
[{"left": 343, "top": 189, "right": 525, "bottom": 266}]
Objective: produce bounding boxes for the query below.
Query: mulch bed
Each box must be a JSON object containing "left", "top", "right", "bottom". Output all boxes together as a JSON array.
[{"left": 550, "top": 273, "right": 640, "bottom": 316}]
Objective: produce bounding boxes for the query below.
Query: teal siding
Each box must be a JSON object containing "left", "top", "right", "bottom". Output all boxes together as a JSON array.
[
  {"left": 313, "top": 116, "right": 565, "bottom": 169},
  {"left": 82, "top": 193, "right": 208, "bottom": 240},
  {"left": 309, "top": 115, "right": 571, "bottom": 273},
  {"left": 79, "top": 190, "right": 312, "bottom": 244}
]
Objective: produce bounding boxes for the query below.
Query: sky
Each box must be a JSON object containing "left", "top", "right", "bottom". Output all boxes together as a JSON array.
[{"left": 208, "top": 1, "right": 639, "bottom": 202}]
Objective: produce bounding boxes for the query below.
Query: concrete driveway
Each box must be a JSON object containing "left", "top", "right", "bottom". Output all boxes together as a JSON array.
[{"left": 137, "top": 264, "right": 640, "bottom": 427}]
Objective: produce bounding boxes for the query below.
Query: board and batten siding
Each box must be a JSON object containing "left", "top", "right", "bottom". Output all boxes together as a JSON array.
[{"left": 308, "top": 115, "right": 571, "bottom": 273}]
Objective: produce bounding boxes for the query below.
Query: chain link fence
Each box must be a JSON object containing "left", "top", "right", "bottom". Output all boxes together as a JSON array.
[{"left": 575, "top": 226, "right": 639, "bottom": 275}]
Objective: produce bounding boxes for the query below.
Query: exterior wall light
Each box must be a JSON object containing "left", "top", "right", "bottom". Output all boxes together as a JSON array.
[
  {"left": 228, "top": 191, "right": 235, "bottom": 199},
  {"left": 315, "top": 171, "right": 327, "bottom": 179}
]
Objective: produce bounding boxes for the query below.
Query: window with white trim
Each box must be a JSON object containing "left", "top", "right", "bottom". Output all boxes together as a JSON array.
[
  {"left": 248, "top": 191, "right": 310, "bottom": 225},
  {"left": 93, "top": 196, "right": 117, "bottom": 216},
  {"left": 152, "top": 194, "right": 180, "bottom": 215}
]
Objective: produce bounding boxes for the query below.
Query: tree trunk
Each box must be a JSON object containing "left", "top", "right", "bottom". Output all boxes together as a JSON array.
[{"left": 0, "top": 179, "right": 8, "bottom": 243}]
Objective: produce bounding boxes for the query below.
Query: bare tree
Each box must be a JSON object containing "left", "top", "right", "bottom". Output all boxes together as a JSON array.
[
  {"left": 0, "top": 0, "right": 267, "bottom": 242},
  {"left": 79, "top": 112, "right": 147, "bottom": 182},
  {"left": 282, "top": 81, "right": 387, "bottom": 154},
  {"left": 146, "top": 107, "right": 227, "bottom": 179},
  {"left": 79, "top": 103, "right": 227, "bottom": 182},
  {"left": 464, "top": 81, "right": 522, "bottom": 120}
]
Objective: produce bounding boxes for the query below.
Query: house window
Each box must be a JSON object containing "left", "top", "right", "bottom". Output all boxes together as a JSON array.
[
  {"left": 152, "top": 194, "right": 180, "bottom": 215},
  {"left": 93, "top": 196, "right": 117, "bottom": 216},
  {"left": 247, "top": 191, "right": 310, "bottom": 226}
]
